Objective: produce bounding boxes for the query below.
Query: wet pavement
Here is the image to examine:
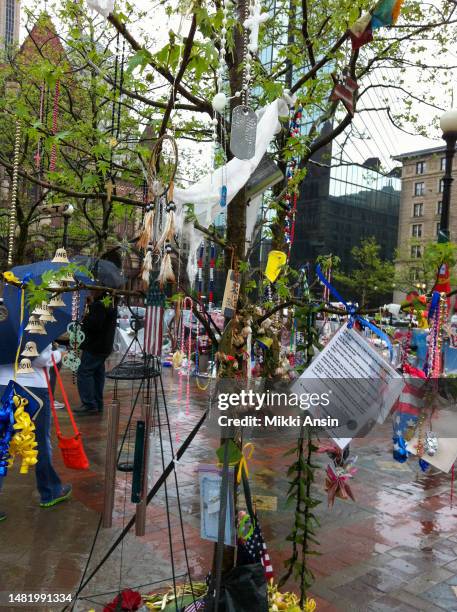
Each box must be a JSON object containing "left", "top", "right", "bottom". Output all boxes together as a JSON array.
[{"left": 2, "top": 364, "right": 457, "bottom": 611}]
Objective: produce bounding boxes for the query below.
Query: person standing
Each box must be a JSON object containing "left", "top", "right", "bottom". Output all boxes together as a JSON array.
[
  {"left": 75, "top": 291, "right": 117, "bottom": 415},
  {"left": 0, "top": 343, "right": 72, "bottom": 521}
]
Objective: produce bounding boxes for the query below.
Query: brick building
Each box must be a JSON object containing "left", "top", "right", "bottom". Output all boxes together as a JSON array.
[{"left": 392, "top": 145, "right": 453, "bottom": 301}]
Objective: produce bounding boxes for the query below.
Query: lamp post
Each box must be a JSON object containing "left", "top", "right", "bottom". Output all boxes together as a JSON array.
[{"left": 438, "top": 110, "right": 457, "bottom": 243}]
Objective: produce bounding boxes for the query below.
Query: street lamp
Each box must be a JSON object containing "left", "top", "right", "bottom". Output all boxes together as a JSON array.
[{"left": 438, "top": 110, "right": 457, "bottom": 243}]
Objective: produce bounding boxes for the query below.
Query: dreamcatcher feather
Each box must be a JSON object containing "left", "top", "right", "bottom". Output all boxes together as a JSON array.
[{"left": 140, "top": 135, "right": 178, "bottom": 287}]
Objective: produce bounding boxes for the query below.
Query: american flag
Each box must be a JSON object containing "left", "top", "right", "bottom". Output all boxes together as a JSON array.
[
  {"left": 237, "top": 516, "right": 274, "bottom": 580},
  {"left": 183, "top": 599, "right": 206, "bottom": 611},
  {"left": 392, "top": 375, "right": 426, "bottom": 461},
  {"left": 144, "top": 282, "right": 166, "bottom": 356}
]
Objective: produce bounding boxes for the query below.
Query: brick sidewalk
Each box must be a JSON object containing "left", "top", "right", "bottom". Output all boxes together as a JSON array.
[{"left": 1, "top": 365, "right": 457, "bottom": 611}]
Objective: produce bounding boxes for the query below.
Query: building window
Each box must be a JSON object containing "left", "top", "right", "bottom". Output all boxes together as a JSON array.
[
  {"left": 441, "top": 157, "right": 446, "bottom": 171},
  {"left": 437, "top": 223, "right": 441, "bottom": 238},
  {"left": 411, "top": 245, "right": 422, "bottom": 259},
  {"left": 436, "top": 201, "right": 442, "bottom": 215},
  {"left": 5, "top": 0, "right": 15, "bottom": 47},
  {"left": 412, "top": 224, "right": 422, "bottom": 238},
  {"left": 414, "top": 182, "right": 425, "bottom": 196},
  {"left": 439, "top": 178, "right": 445, "bottom": 193},
  {"left": 416, "top": 161, "right": 425, "bottom": 174},
  {"left": 413, "top": 202, "right": 423, "bottom": 217},
  {"left": 409, "top": 268, "right": 420, "bottom": 282}
]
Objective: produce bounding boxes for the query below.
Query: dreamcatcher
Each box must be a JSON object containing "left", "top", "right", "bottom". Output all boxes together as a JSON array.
[{"left": 139, "top": 134, "right": 179, "bottom": 288}]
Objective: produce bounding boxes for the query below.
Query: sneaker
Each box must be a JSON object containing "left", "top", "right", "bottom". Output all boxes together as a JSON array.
[
  {"left": 40, "top": 484, "right": 72, "bottom": 508},
  {"left": 54, "top": 401, "right": 65, "bottom": 410},
  {"left": 0, "top": 511, "right": 6, "bottom": 522},
  {"left": 73, "top": 404, "right": 98, "bottom": 415}
]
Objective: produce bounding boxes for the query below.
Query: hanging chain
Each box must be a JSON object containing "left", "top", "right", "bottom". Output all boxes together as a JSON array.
[{"left": 7, "top": 120, "right": 21, "bottom": 266}]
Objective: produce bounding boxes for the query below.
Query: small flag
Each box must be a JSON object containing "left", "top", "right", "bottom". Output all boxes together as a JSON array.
[
  {"left": 144, "top": 282, "right": 166, "bottom": 356},
  {"left": 238, "top": 518, "right": 274, "bottom": 580},
  {"left": 330, "top": 73, "right": 358, "bottom": 116},
  {"left": 183, "top": 599, "right": 206, "bottom": 611}
]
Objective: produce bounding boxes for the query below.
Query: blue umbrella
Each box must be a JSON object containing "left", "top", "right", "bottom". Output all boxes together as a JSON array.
[{"left": 0, "top": 261, "right": 89, "bottom": 365}]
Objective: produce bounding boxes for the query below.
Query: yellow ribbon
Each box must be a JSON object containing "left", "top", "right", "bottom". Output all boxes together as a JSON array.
[
  {"left": 236, "top": 442, "right": 254, "bottom": 484},
  {"left": 216, "top": 442, "right": 255, "bottom": 484},
  {"left": 8, "top": 395, "right": 38, "bottom": 474},
  {"left": 14, "top": 285, "right": 25, "bottom": 380}
]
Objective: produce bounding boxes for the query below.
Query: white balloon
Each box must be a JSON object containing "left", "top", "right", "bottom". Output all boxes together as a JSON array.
[{"left": 212, "top": 92, "right": 228, "bottom": 113}]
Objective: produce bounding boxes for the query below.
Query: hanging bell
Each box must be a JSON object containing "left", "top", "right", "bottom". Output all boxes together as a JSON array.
[
  {"left": 48, "top": 293, "right": 66, "bottom": 307},
  {"left": 52, "top": 247, "right": 70, "bottom": 263},
  {"left": 24, "top": 316, "right": 47, "bottom": 335},
  {"left": 38, "top": 302, "right": 56, "bottom": 323},
  {"left": 21, "top": 341, "right": 39, "bottom": 357},
  {"left": 32, "top": 303, "right": 47, "bottom": 316},
  {"left": 48, "top": 279, "right": 62, "bottom": 290},
  {"left": 17, "top": 358, "right": 35, "bottom": 375},
  {"left": 60, "top": 271, "right": 75, "bottom": 283}
]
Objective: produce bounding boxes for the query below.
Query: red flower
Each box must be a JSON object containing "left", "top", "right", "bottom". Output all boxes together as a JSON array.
[
  {"left": 226, "top": 355, "right": 235, "bottom": 362},
  {"left": 103, "top": 589, "right": 142, "bottom": 612}
]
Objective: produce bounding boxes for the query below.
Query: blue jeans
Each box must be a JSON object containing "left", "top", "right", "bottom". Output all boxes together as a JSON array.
[
  {"left": 0, "top": 384, "right": 63, "bottom": 504},
  {"left": 77, "top": 351, "right": 106, "bottom": 411}
]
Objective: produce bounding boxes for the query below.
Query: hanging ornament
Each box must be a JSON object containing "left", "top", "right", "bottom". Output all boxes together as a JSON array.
[
  {"left": 141, "top": 244, "right": 154, "bottom": 285},
  {"left": 229, "top": 1, "right": 258, "bottom": 160},
  {"left": 17, "top": 358, "right": 35, "bottom": 375},
  {"left": 49, "top": 80, "right": 60, "bottom": 173},
  {"left": 243, "top": 0, "right": 269, "bottom": 53},
  {"left": 7, "top": 120, "right": 21, "bottom": 266},
  {"left": 24, "top": 316, "right": 47, "bottom": 335},
  {"left": 265, "top": 250, "right": 287, "bottom": 283},
  {"left": 62, "top": 294, "right": 84, "bottom": 374},
  {"left": 158, "top": 242, "right": 175, "bottom": 288},
  {"left": 21, "top": 341, "right": 39, "bottom": 357},
  {"left": 212, "top": 92, "right": 228, "bottom": 113},
  {"left": 156, "top": 200, "right": 176, "bottom": 252},
  {"left": 52, "top": 247, "right": 70, "bottom": 263},
  {"left": 138, "top": 202, "right": 155, "bottom": 251},
  {"left": 330, "top": 70, "right": 358, "bottom": 116}
]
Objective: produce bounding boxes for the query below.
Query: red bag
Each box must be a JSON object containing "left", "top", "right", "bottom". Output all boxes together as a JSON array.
[{"left": 44, "top": 356, "right": 90, "bottom": 470}]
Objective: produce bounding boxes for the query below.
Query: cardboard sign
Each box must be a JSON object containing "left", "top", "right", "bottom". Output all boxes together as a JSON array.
[
  {"left": 222, "top": 270, "right": 240, "bottom": 319},
  {"left": 252, "top": 495, "right": 278, "bottom": 511}
]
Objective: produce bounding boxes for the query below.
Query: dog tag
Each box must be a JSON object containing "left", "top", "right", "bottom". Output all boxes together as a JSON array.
[{"left": 230, "top": 105, "right": 257, "bottom": 160}]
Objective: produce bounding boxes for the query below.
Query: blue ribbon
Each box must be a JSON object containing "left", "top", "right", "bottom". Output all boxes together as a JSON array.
[
  {"left": 0, "top": 388, "right": 16, "bottom": 477},
  {"left": 316, "top": 264, "right": 393, "bottom": 360},
  {"left": 392, "top": 435, "right": 408, "bottom": 463},
  {"left": 428, "top": 290, "right": 440, "bottom": 322}
]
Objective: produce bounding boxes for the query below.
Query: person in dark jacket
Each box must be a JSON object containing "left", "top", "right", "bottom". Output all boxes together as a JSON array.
[{"left": 75, "top": 291, "right": 117, "bottom": 415}]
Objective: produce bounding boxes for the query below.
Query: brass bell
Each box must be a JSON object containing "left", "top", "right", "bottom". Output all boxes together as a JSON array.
[
  {"left": 17, "top": 358, "right": 35, "bottom": 375},
  {"left": 21, "top": 341, "right": 39, "bottom": 357},
  {"left": 52, "top": 248, "right": 70, "bottom": 264}
]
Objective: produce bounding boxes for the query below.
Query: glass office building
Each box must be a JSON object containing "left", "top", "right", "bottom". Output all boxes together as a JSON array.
[{"left": 290, "top": 156, "right": 401, "bottom": 271}]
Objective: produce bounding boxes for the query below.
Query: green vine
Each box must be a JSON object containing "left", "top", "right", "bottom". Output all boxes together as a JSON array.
[{"left": 279, "top": 431, "right": 321, "bottom": 607}]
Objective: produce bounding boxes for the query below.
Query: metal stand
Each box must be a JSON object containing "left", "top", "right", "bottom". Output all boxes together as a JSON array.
[
  {"left": 102, "top": 395, "right": 120, "bottom": 528},
  {"left": 102, "top": 356, "right": 161, "bottom": 532}
]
